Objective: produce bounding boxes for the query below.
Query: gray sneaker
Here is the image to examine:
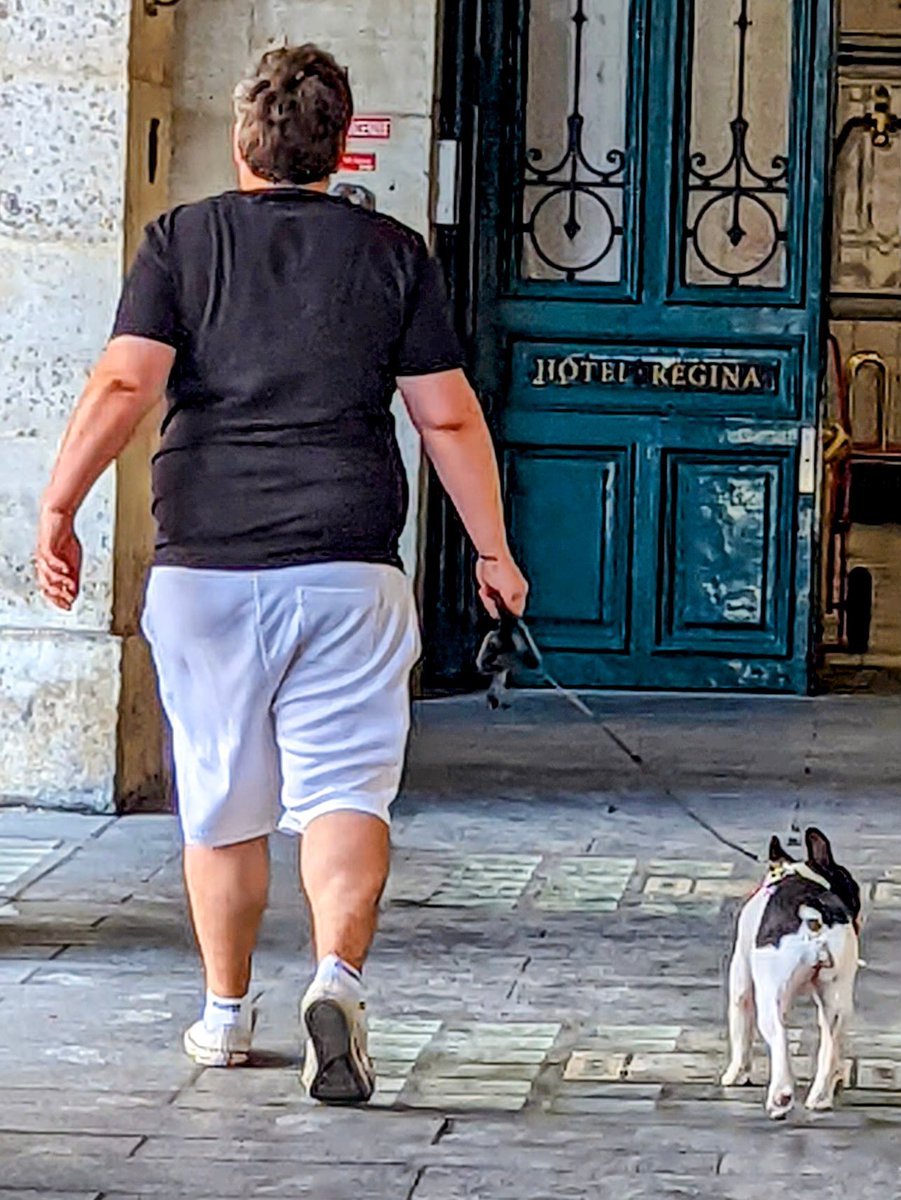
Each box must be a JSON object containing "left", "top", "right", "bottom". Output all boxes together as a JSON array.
[{"left": 300, "top": 959, "right": 375, "bottom": 1104}]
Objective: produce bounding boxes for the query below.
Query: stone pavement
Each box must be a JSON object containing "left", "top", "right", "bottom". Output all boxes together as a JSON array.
[{"left": 3, "top": 692, "right": 901, "bottom": 1197}]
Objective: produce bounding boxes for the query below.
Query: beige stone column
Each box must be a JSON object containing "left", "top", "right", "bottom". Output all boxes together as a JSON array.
[
  {"left": 114, "top": 0, "right": 176, "bottom": 808},
  {"left": 0, "top": 0, "right": 133, "bottom": 810}
]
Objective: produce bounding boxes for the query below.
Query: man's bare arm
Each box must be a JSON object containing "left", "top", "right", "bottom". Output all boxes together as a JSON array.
[
  {"left": 398, "top": 368, "right": 527, "bottom": 615},
  {"left": 37, "top": 335, "right": 175, "bottom": 609}
]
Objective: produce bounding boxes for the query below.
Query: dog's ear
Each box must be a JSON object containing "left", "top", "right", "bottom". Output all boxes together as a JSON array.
[
  {"left": 806, "top": 827, "right": 835, "bottom": 870},
  {"left": 769, "top": 835, "right": 794, "bottom": 864}
]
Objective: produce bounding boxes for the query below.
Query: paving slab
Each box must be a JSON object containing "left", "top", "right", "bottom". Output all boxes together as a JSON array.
[
  {"left": 0, "top": 810, "right": 113, "bottom": 840},
  {"left": 134, "top": 1128, "right": 439, "bottom": 1162},
  {"left": 0, "top": 1160, "right": 418, "bottom": 1197},
  {"left": 0, "top": 1194, "right": 99, "bottom": 1200},
  {"left": 0, "top": 1133, "right": 144, "bottom": 1158},
  {"left": 412, "top": 1170, "right": 900, "bottom": 1200}
]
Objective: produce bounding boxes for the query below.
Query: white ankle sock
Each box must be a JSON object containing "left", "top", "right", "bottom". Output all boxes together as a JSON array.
[
  {"left": 316, "top": 954, "right": 363, "bottom": 995},
  {"left": 203, "top": 989, "right": 251, "bottom": 1031}
]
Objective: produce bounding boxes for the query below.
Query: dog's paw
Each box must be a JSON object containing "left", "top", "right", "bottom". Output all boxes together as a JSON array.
[
  {"left": 805, "top": 1077, "right": 842, "bottom": 1112},
  {"left": 721, "top": 1064, "right": 752, "bottom": 1087},
  {"left": 806, "top": 1070, "right": 844, "bottom": 1113},
  {"left": 766, "top": 1090, "right": 794, "bottom": 1120}
]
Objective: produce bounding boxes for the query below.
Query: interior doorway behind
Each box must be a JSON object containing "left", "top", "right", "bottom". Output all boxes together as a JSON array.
[{"left": 819, "top": 0, "right": 901, "bottom": 690}]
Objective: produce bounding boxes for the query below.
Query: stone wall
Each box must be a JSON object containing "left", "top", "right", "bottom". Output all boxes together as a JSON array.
[
  {"left": 170, "top": 0, "right": 442, "bottom": 571},
  {"left": 0, "top": 0, "right": 133, "bottom": 809}
]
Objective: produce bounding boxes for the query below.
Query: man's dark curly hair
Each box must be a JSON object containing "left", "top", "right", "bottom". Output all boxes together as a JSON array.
[{"left": 233, "top": 45, "right": 354, "bottom": 185}]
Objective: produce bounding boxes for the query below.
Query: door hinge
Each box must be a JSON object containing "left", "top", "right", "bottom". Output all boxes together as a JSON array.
[{"left": 434, "top": 139, "right": 461, "bottom": 227}]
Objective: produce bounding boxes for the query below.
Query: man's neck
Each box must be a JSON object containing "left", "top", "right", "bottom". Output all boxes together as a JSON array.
[{"left": 238, "top": 169, "right": 330, "bottom": 194}]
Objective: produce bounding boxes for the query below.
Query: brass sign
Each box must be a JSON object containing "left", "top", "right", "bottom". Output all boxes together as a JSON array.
[{"left": 530, "top": 354, "right": 780, "bottom": 394}]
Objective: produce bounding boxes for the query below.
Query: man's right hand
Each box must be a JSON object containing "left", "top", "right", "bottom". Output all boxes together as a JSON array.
[
  {"left": 476, "top": 552, "right": 528, "bottom": 618},
  {"left": 36, "top": 507, "right": 82, "bottom": 612}
]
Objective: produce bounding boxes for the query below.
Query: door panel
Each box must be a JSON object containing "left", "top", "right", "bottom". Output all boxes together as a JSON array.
[
  {"left": 839, "top": 0, "right": 901, "bottom": 37},
  {"left": 500, "top": 0, "right": 647, "bottom": 301},
  {"left": 659, "top": 451, "right": 791, "bottom": 652},
  {"left": 677, "top": 0, "right": 798, "bottom": 295},
  {"left": 506, "top": 447, "right": 632, "bottom": 651},
  {"left": 519, "top": 0, "right": 637, "bottom": 287},
  {"left": 832, "top": 73, "right": 901, "bottom": 299}
]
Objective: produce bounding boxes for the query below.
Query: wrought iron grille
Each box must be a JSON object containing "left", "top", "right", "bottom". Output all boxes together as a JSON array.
[
  {"left": 683, "top": 0, "right": 791, "bottom": 288},
  {"left": 521, "top": 0, "right": 631, "bottom": 284}
]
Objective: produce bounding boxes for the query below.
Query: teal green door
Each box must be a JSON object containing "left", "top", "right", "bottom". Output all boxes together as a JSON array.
[{"left": 431, "top": 0, "right": 832, "bottom": 691}]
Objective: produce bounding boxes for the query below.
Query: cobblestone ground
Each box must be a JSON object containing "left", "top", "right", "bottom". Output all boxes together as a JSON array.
[{"left": 2, "top": 693, "right": 901, "bottom": 1198}]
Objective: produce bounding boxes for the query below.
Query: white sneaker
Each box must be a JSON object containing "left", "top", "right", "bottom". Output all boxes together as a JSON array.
[
  {"left": 183, "top": 1017, "right": 253, "bottom": 1067},
  {"left": 300, "top": 957, "right": 375, "bottom": 1104}
]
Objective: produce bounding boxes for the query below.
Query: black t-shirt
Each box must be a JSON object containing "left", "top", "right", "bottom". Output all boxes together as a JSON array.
[{"left": 112, "top": 188, "right": 464, "bottom": 569}]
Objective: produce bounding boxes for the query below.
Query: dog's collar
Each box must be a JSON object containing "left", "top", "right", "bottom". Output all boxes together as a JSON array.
[{"left": 764, "top": 861, "right": 831, "bottom": 893}]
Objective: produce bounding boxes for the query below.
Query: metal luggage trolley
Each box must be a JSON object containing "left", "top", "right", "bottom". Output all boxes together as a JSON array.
[{"left": 823, "top": 339, "right": 899, "bottom": 654}]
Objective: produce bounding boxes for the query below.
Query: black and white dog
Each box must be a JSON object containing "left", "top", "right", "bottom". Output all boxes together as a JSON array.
[{"left": 722, "top": 828, "right": 861, "bottom": 1119}]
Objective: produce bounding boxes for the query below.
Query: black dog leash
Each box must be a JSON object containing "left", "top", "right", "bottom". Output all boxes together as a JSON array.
[{"left": 476, "top": 608, "right": 761, "bottom": 864}]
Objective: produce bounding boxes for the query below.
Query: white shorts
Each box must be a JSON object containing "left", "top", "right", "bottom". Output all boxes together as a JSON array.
[{"left": 141, "top": 562, "right": 421, "bottom": 847}]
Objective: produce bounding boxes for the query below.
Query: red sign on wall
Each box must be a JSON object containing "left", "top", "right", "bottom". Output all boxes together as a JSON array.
[
  {"left": 339, "top": 152, "right": 377, "bottom": 173},
  {"left": 348, "top": 116, "right": 392, "bottom": 141}
]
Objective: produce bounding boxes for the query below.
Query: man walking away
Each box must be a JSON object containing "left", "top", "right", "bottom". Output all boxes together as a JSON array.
[{"left": 35, "top": 44, "right": 527, "bottom": 1104}]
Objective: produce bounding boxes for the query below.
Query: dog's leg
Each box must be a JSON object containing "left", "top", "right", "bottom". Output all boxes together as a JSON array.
[
  {"left": 806, "top": 977, "right": 853, "bottom": 1111},
  {"left": 721, "top": 949, "right": 755, "bottom": 1087},
  {"left": 806, "top": 989, "right": 837, "bottom": 1111},
  {"left": 755, "top": 974, "right": 794, "bottom": 1120}
]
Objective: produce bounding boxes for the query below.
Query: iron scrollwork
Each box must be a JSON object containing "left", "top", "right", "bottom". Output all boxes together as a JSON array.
[
  {"left": 522, "top": 0, "right": 630, "bottom": 282},
  {"left": 684, "top": 0, "right": 789, "bottom": 287}
]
